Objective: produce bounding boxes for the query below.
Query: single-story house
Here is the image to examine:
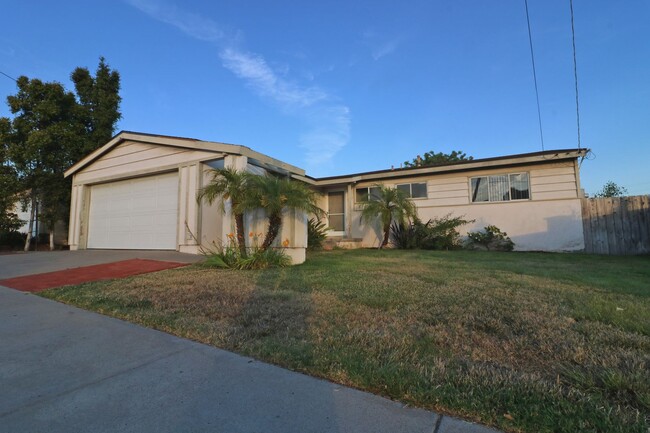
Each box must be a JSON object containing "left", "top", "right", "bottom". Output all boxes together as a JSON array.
[
  {"left": 65, "top": 131, "right": 588, "bottom": 263},
  {"left": 11, "top": 197, "right": 66, "bottom": 246}
]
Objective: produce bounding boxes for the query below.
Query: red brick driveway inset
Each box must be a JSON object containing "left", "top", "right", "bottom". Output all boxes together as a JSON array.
[{"left": 0, "top": 259, "right": 188, "bottom": 292}]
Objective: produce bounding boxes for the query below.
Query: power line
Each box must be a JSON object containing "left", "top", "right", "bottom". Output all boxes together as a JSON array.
[
  {"left": 0, "top": 70, "right": 17, "bottom": 82},
  {"left": 569, "top": 0, "right": 582, "bottom": 150},
  {"left": 524, "top": 0, "right": 545, "bottom": 152}
]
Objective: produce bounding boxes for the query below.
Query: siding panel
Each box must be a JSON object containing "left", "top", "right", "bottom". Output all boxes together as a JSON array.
[
  {"left": 530, "top": 174, "right": 577, "bottom": 185},
  {"left": 533, "top": 190, "right": 578, "bottom": 200},
  {"left": 529, "top": 166, "right": 575, "bottom": 177},
  {"left": 429, "top": 189, "right": 470, "bottom": 199},
  {"left": 75, "top": 146, "right": 221, "bottom": 184},
  {"left": 429, "top": 182, "right": 469, "bottom": 192},
  {"left": 531, "top": 182, "right": 578, "bottom": 193}
]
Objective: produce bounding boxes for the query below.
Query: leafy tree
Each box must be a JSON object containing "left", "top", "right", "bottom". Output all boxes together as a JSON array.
[
  {"left": 242, "top": 175, "right": 323, "bottom": 251},
  {"left": 403, "top": 150, "right": 473, "bottom": 168},
  {"left": 71, "top": 57, "right": 122, "bottom": 159},
  {"left": 1, "top": 77, "right": 81, "bottom": 251},
  {"left": 0, "top": 119, "right": 22, "bottom": 232},
  {"left": 359, "top": 184, "right": 417, "bottom": 249},
  {"left": 0, "top": 58, "right": 121, "bottom": 251},
  {"left": 197, "top": 167, "right": 251, "bottom": 257},
  {"left": 594, "top": 181, "right": 628, "bottom": 198}
]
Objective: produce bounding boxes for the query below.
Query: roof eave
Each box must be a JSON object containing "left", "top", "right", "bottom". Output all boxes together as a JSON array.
[
  {"left": 313, "top": 148, "right": 588, "bottom": 186},
  {"left": 64, "top": 131, "right": 306, "bottom": 178}
]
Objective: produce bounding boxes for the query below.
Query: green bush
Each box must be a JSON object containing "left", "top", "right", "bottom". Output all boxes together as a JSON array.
[
  {"left": 0, "top": 230, "right": 26, "bottom": 249},
  {"left": 466, "top": 225, "right": 515, "bottom": 251},
  {"left": 201, "top": 240, "right": 291, "bottom": 270},
  {"left": 391, "top": 214, "right": 474, "bottom": 250},
  {"left": 307, "top": 217, "right": 329, "bottom": 250}
]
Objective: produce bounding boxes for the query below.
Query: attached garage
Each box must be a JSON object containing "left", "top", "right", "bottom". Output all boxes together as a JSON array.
[
  {"left": 87, "top": 173, "right": 179, "bottom": 250},
  {"left": 65, "top": 131, "right": 309, "bottom": 263}
]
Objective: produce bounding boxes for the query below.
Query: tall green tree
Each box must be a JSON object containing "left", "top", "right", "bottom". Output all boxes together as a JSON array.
[
  {"left": 594, "top": 181, "right": 628, "bottom": 198},
  {"left": 403, "top": 150, "right": 473, "bottom": 168},
  {"left": 197, "top": 167, "right": 251, "bottom": 257},
  {"left": 359, "top": 184, "right": 417, "bottom": 249},
  {"left": 71, "top": 56, "right": 122, "bottom": 159},
  {"left": 1, "top": 77, "right": 81, "bottom": 251},
  {"left": 242, "top": 175, "right": 323, "bottom": 251},
  {"left": 0, "top": 118, "right": 22, "bottom": 232},
  {"left": 0, "top": 58, "right": 121, "bottom": 251}
]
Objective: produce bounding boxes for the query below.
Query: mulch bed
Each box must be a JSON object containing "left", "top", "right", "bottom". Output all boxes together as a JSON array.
[{"left": 0, "top": 259, "right": 188, "bottom": 292}]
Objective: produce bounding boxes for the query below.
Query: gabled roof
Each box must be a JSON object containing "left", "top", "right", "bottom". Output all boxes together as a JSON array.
[
  {"left": 311, "top": 148, "right": 589, "bottom": 186},
  {"left": 65, "top": 131, "right": 588, "bottom": 187},
  {"left": 64, "top": 131, "right": 306, "bottom": 178}
]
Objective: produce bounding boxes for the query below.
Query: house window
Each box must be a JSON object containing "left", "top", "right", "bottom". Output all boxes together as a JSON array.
[
  {"left": 470, "top": 173, "right": 530, "bottom": 202},
  {"left": 396, "top": 182, "right": 427, "bottom": 199},
  {"left": 355, "top": 186, "right": 382, "bottom": 202}
]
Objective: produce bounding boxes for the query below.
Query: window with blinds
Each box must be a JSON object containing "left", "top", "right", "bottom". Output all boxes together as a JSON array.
[{"left": 470, "top": 173, "right": 530, "bottom": 203}]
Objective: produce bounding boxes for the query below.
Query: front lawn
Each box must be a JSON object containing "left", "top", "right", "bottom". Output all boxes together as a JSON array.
[{"left": 41, "top": 250, "right": 650, "bottom": 432}]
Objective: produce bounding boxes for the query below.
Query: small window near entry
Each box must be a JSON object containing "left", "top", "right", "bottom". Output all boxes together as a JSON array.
[
  {"left": 396, "top": 182, "right": 427, "bottom": 199},
  {"left": 355, "top": 186, "right": 381, "bottom": 202},
  {"left": 470, "top": 173, "right": 530, "bottom": 203}
]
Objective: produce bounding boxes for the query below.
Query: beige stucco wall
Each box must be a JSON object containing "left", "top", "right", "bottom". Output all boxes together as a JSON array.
[{"left": 320, "top": 160, "right": 585, "bottom": 252}]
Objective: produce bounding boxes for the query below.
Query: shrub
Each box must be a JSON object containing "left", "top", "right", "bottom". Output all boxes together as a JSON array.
[
  {"left": 0, "top": 230, "right": 26, "bottom": 249},
  {"left": 390, "top": 220, "right": 420, "bottom": 249},
  {"left": 201, "top": 235, "right": 292, "bottom": 270},
  {"left": 307, "top": 218, "right": 329, "bottom": 250},
  {"left": 391, "top": 214, "right": 474, "bottom": 250},
  {"left": 235, "top": 248, "right": 291, "bottom": 269},
  {"left": 466, "top": 225, "right": 515, "bottom": 251}
]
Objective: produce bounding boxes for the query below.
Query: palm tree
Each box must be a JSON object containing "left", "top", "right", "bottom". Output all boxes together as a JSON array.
[
  {"left": 197, "top": 167, "right": 250, "bottom": 257},
  {"left": 243, "top": 175, "right": 323, "bottom": 251},
  {"left": 359, "top": 184, "right": 417, "bottom": 249}
]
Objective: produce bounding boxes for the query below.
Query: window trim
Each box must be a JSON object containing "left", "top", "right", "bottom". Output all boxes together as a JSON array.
[
  {"left": 396, "top": 182, "right": 428, "bottom": 199},
  {"left": 355, "top": 186, "right": 382, "bottom": 203},
  {"left": 469, "top": 172, "right": 531, "bottom": 203}
]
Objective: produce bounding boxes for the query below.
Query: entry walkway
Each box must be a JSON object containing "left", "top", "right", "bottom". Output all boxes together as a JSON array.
[{"left": 0, "top": 287, "right": 500, "bottom": 433}]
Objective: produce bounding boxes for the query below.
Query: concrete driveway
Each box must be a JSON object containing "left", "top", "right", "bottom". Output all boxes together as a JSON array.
[
  {"left": 0, "top": 250, "right": 204, "bottom": 280},
  {"left": 0, "top": 251, "right": 500, "bottom": 433}
]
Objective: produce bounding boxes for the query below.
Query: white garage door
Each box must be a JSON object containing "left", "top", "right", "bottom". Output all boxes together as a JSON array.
[{"left": 87, "top": 172, "right": 179, "bottom": 250}]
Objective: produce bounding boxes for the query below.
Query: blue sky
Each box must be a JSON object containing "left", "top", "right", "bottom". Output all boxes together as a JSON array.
[{"left": 1, "top": 1, "right": 649, "bottom": 195}]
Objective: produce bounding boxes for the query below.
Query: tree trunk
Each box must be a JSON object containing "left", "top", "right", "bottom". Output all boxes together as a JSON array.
[
  {"left": 261, "top": 212, "right": 282, "bottom": 251},
  {"left": 49, "top": 229, "right": 55, "bottom": 251},
  {"left": 380, "top": 223, "right": 390, "bottom": 249},
  {"left": 23, "top": 196, "right": 36, "bottom": 252},
  {"left": 234, "top": 212, "right": 247, "bottom": 258}
]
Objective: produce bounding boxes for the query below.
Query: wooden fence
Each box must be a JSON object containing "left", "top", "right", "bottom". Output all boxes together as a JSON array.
[{"left": 581, "top": 195, "right": 650, "bottom": 255}]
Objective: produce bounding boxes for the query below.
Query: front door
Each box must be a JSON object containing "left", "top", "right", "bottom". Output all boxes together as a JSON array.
[{"left": 327, "top": 191, "right": 346, "bottom": 236}]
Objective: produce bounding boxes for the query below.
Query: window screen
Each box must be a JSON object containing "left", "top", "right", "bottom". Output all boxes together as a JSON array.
[
  {"left": 471, "top": 173, "right": 530, "bottom": 203},
  {"left": 396, "top": 182, "right": 427, "bottom": 198}
]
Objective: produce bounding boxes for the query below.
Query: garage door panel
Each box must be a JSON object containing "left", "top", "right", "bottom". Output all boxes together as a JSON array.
[{"left": 87, "top": 172, "right": 179, "bottom": 250}]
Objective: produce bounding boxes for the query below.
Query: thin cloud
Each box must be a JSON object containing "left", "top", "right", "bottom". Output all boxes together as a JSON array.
[
  {"left": 125, "top": 0, "right": 350, "bottom": 166},
  {"left": 362, "top": 30, "right": 400, "bottom": 61},
  {"left": 300, "top": 105, "right": 350, "bottom": 167},
  {"left": 219, "top": 48, "right": 327, "bottom": 108},
  {"left": 126, "top": 0, "right": 224, "bottom": 42},
  {"left": 372, "top": 39, "right": 399, "bottom": 60}
]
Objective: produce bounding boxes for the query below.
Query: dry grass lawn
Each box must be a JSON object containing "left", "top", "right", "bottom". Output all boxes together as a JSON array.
[{"left": 41, "top": 249, "right": 650, "bottom": 433}]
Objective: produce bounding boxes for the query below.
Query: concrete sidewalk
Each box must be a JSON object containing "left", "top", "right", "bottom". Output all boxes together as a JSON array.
[{"left": 0, "top": 287, "right": 499, "bottom": 433}]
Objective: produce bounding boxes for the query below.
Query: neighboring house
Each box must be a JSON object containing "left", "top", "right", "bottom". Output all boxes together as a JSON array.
[
  {"left": 65, "top": 131, "right": 588, "bottom": 263},
  {"left": 12, "top": 198, "right": 66, "bottom": 246}
]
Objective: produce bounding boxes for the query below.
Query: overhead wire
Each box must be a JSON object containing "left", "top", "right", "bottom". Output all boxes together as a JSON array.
[
  {"left": 524, "top": 0, "right": 545, "bottom": 152},
  {"left": 0, "top": 70, "right": 17, "bottom": 82},
  {"left": 569, "top": 0, "right": 582, "bottom": 150}
]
